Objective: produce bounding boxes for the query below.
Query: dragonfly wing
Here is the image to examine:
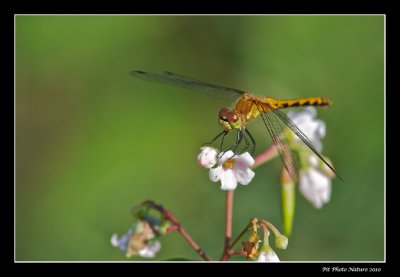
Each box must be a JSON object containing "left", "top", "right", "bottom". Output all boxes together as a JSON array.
[
  {"left": 162, "top": 71, "right": 213, "bottom": 83},
  {"left": 265, "top": 103, "right": 340, "bottom": 180},
  {"left": 131, "top": 71, "right": 245, "bottom": 97},
  {"left": 254, "top": 102, "right": 298, "bottom": 182}
]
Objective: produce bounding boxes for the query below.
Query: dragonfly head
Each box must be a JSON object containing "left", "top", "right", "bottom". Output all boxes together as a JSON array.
[{"left": 219, "top": 108, "right": 242, "bottom": 131}]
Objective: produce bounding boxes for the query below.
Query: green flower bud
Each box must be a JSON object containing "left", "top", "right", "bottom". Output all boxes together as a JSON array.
[{"left": 275, "top": 234, "right": 288, "bottom": 250}]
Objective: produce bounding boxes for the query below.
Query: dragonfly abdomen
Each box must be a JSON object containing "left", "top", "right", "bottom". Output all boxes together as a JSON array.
[{"left": 270, "top": 97, "right": 331, "bottom": 109}]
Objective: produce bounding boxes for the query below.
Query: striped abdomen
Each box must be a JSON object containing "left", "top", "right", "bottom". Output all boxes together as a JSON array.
[
  {"left": 268, "top": 97, "right": 332, "bottom": 109},
  {"left": 234, "top": 94, "right": 332, "bottom": 124}
]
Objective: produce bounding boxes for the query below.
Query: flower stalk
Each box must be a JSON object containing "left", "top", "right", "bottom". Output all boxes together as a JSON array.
[
  {"left": 137, "top": 200, "right": 211, "bottom": 261},
  {"left": 220, "top": 190, "right": 234, "bottom": 261}
]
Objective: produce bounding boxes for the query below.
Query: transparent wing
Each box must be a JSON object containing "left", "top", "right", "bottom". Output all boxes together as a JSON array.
[
  {"left": 162, "top": 71, "right": 214, "bottom": 83},
  {"left": 254, "top": 101, "right": 298, "bottom": 182},
  {"left": 256, "top": 100, "right": 340, "bottom": 181},
  {"left": 130, "top": 70, "right": 245, "bottom": 97},
  {"left": 267, "top": 106, "right": 341, "bottom": 180}
]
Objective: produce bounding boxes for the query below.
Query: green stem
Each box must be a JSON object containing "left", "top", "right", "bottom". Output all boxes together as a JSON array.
[
  {"left": 261, "top": 219, "right": 281, "bottom": 237},
  {"left": 261, "top": 223, "right": 270, "bottom": 246}
]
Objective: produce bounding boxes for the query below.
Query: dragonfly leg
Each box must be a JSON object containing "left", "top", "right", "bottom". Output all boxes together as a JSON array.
[
  {"left": 238, "top": 130, "right": 250, "bottom": 155},
  {"left": 202, "top": 130, "right": 227, "bottom": 147},
  {"left": 220, "top": 131, "right": 229, "bottom": 151},
  {"left": 245, "top": 128, "right": 256, "bottom": 155},
  {"left": 231, "top": 129, "right": 243, "bottom": 154},
  {"left": 222, "top": 129, "right": 243, "bottom": 159}
]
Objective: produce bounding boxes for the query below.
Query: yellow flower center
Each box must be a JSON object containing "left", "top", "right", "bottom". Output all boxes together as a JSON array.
[{"left": 223, "top": 159, "right": 235, "bottom": 169}]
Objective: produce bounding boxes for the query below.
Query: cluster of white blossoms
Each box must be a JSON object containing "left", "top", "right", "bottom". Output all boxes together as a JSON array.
[
  {"left": 286, "top": 107, "right": 336, "bottom": 208},
  {"left": 197, "top": 147, "right": 255, "bottom": 191},
  {"left": 111, "top": 218, "right": 161, "bottom": 258}
]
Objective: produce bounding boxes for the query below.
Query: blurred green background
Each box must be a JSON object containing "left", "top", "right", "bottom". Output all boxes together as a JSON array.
[{"left": 16, "top": 16, "right": 384, "bottom": 261}]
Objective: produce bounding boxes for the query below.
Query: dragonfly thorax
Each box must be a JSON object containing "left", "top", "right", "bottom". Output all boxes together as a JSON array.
[{"left": 218, "top": 107, "right": 242, "bottom": 131}]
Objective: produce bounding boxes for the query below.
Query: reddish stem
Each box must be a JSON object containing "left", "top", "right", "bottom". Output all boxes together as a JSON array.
[
  {"left": 141, "top": 200, "right": 211, "bottom": 261},
  {"left": 230, "top": 249, "right": 246, "bottom": 256},
  {"left": 253, "top": 145, "right": 278, "bottom": 169},
  {"left": 220, "top": 190, "right": 234, "bottom": 261},
  {"left": 229, "top": 221, "right": 252, "bottom": 252}
]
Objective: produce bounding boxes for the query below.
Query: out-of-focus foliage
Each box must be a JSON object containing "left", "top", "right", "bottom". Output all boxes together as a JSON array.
[{"left": 16, "top": 16, "right": 384, "bottom": 261}]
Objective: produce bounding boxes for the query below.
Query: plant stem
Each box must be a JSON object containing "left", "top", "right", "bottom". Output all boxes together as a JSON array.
[
  {"left": 253, "top": 145, "right": 278, "bottom": 169},
  {"left": 220, "top": 190, "right": 234, "bottom": 261},
  {"left": 142, "top": 200, "right": 211, "bottom": 261},
  {"left": 229, "top": 222, "right": 252, "bottom": 251},
  {"left": 230, "top": 249, "right": 246, "bottom": 256},
  {"left": 260, "top": 219, "right": 281, "bottom": 237}
]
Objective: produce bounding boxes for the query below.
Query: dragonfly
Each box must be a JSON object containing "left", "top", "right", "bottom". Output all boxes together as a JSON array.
[{"left": 130, "top": 70, "right": 339, "bottom": 182}]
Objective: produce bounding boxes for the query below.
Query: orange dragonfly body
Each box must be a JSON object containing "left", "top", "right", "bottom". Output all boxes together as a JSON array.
[
  {"left": 131, "top": 71, "right": 338, "bottom": 181},
  {"left": 224, "top": 93, "right": 330, "bottom": 129}
]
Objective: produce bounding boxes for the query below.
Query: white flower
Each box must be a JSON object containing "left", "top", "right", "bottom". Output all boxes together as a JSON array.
[
  {"left": 208, "top": 150, "right": 255, "bottom": 190},
  {"left": 138, "top": 240, "right": 161, "bottom": 258},
  {"left": 111, "top": 226, "right": 135, "bottom": 253},
  {"left": 257, "top": 247, "right": 280, "bottom": 262},
  {"left": 287, "top": 107, "right": 326, "bottom": 152},
  {"left": 285, "top": 107, "right": 335, "bottom": 208},
  {"left": 111, "top": 220, "right": 161, "bottom": 259},
  {"left": 299, "top": 155, "right": 332, "bottom": 208},
  {"left": 197, "top": 146, "right": 218, "bottom": 168}
]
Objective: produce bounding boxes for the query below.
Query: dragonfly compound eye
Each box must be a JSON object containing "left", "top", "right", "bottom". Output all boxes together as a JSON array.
[
  {"left": 227, "top": 111, "right": 239, "bottom": 123},
  {"left": 219, "top": 108, "right": 230, "bottom": 121}
]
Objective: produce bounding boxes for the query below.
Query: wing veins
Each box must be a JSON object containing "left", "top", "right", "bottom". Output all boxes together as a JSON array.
[
  {"left": 130, "top": 71, "right": 245, "bottom": 95},
  {"left": 261, "top": 102, "right": 341, "bottom": 180},
  {"left": 254, "top": 101, "right": 298, "bottom": 182}
]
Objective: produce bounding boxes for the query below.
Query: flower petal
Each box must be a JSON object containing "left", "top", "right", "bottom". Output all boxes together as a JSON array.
[
  {"left": 294, "top": 120, "right": 320, "bottom": 143},
  {"left": 209, "top": 166, "right": 223, "bottom": 182},
  {"left": 300, "top": 168, "right": 331, "bottom": 208},
  {"left": 288, "top": 108, "right": 315, "bottom": 126},
  {"left": 235, "top": 152, "right": 255, "bottom": 167},
  {"left": 217, "top": 150, "right": 234, "bottom": 165},
  {"left": 288, "top": 107, "right": 326, "bottom": 149},
  {"left": 197, "top": 147, "right": 218, "bottom": 168},
  {"left": 138, "top": 240, "right": 161, "bottom": 258},
  {"left": 220, "top": 169, "right": 238, "bottom": 190},
  {"left": 315, "top": 119, "right": 326, "bottom": 138},
  {"left": 303, "top": 106, "right": 317, "bottom": 118},
  {"left": 258, "top": 250, "right": 280, "bottom": 262},
  {"left": 235, "top": 168, "right": 255, "bottom": 185},
  {"left": 308, "top": 155, "right": 319, "bottom": 167},
  {"left": 111, "top": 234, "right": 120, "bottom": 247},
  {"left": 111, "top": 233, "right": 131, "bottom": 253}
]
